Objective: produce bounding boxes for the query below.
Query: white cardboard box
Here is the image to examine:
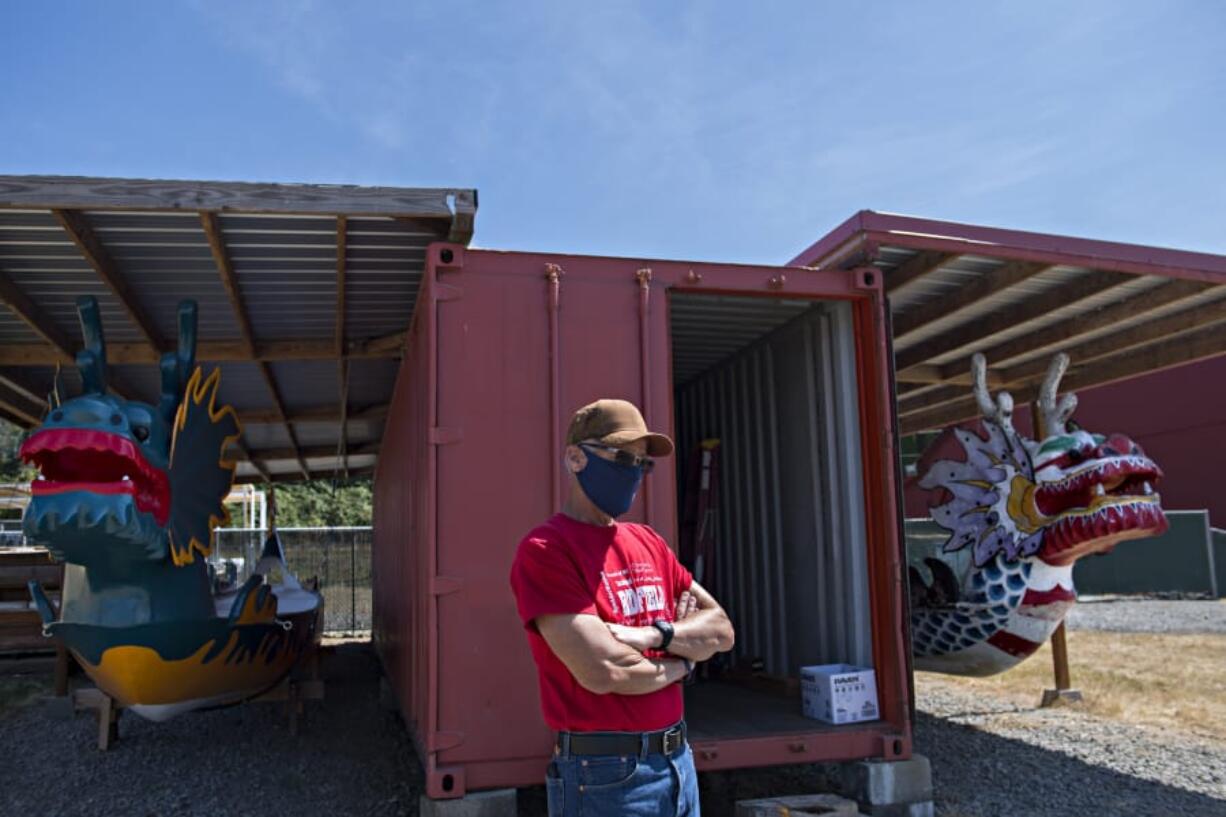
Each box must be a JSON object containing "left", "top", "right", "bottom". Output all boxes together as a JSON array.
[{"left": 800, "top": 663, "right": 879, "bottom": 725}]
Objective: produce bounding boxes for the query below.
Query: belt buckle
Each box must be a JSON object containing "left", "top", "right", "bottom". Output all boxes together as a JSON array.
[{"left": 662, "top": 727, "right": 682, "bottom": 755}]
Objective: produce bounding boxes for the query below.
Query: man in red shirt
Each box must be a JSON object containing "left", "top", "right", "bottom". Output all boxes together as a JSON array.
[{"left": 510, "top": 399, "right": 735, "bottom": 817}]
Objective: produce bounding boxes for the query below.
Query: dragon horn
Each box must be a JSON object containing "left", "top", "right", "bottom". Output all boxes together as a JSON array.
[
  {"left": 1037, "top": 353, "right": 1074, "bottom": 436},
  {"left": 158, "top": 300, "right": 199, "bottom": 423},
  {"left": 177, "top": 300, "right": 197, "bottom": 387},
  {"left": 74, "top": 296, "right": 108, "bottom": 395},
  {"left": 971, "top": 353, "right": 1016, "bottom": 435},
  {"left": 47, "top": 363, "right": 63, "bottom": 409}
]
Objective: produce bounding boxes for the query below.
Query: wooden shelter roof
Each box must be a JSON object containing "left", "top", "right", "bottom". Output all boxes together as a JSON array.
[
  {"left": 789, "top": 211, "right": 1226, "bottom": 435},
  {"left": 0, "top": 175, "right": 477, "bottom": 483}
]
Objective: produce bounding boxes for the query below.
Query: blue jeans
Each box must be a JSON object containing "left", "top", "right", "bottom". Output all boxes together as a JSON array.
[{"left": 545, "top": 738, "right": 700, "bottom": 816}]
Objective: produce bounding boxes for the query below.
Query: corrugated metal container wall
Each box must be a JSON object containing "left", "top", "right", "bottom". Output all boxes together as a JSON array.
[
  {"left": 673, "top": 297, "right": 873, "bottom": 680},
  {"left": 374, "top": 247, "right": 912, "bottom": 799}
]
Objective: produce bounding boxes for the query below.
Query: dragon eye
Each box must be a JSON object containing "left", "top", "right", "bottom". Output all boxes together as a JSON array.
[
  {"left": 133, "top": 425, "right": 150, "bottom": 442},
  {"left": 110, "top": 413, "right": 122, "bottom": 425}
]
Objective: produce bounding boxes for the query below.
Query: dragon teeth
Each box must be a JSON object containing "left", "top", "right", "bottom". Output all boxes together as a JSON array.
[
  {"left": 1143, "top": 481, "right": 1152, "bottom": 495},
  {"left": 1094, "top": 483, "right": 1105, "bottom": 496}
]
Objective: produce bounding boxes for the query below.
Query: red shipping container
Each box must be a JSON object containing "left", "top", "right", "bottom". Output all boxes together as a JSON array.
[{"left": 373, "top": 244, "right": 912, "bottom": 799}]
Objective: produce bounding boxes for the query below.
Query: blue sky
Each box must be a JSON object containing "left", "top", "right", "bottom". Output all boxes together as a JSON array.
[{"left": 2, "top": 2, "right": 1223, "bottom": 264}]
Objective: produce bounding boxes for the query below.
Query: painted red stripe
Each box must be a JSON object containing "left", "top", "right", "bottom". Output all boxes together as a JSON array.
[
  {"left": 1021, "top": 586, "right": 1076, "bottom": 606},
  {"left": 987, "top": 630, "right": 1043, "bottom": 659}
]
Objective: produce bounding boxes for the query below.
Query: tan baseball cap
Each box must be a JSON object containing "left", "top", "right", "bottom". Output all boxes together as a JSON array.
[{"left": 566, "top": 399, "right": 674, "bottom": 456}]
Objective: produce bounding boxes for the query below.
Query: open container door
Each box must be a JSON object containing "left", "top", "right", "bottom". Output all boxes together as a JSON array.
[
  {"left": 407, "top": 245, "right": 910, "bottom": 797},
  {"left": 670, "top": 288, "right": 909, "bottom": 769}
]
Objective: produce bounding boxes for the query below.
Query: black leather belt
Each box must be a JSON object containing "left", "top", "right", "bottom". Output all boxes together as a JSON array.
[{"left": 555, "top": 722, "right": 687, "bottom": 757}]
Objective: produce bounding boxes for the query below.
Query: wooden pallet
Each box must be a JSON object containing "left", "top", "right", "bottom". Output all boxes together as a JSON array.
[{"left": 0, "top": 548, "right": 72, "bottom": 696}]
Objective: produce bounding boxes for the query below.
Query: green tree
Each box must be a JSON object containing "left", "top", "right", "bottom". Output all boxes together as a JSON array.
[
  {"left": 0, "top": 420, "right": 33, "bottom": 520},
  {"left": 272, "top": 478, "right": 372, "bottom": 527}
]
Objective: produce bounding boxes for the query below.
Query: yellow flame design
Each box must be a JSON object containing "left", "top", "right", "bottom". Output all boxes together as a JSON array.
[{"left": 168, "top": 367, "right": 242, "bottom": 567}]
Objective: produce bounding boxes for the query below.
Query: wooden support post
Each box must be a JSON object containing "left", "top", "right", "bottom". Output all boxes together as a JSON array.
[
  {"left": 73, "top": 687, "right": 122, "bottom": 750},
  {"left": 1040, "top": 621, "right": 1083, "bottom": 707},
  {"left": 54, "top": 644, "right": 70, "bottom": 698},
  {"left": 1033, "top": 401, "right": 1084, "bottom": 708},
  {"left": 54, "top": 560, "right": 70, "bottom": 697}
]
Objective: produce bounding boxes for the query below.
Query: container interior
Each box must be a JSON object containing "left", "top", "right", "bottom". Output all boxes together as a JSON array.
[{"left": 669, "top": 292, "right": 875, "bottom": 739}]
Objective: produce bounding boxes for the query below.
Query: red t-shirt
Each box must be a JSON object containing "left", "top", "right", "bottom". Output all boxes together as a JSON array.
[{"left": 509, "top": 513, "right": 694, "bottom": 732}]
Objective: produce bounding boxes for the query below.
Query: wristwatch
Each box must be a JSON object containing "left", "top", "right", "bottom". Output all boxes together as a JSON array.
[{"left": 651, "top": 619, "right": 674, "bottom": 650}]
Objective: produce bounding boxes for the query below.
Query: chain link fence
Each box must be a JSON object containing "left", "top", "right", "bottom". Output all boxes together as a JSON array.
[{"left": 211, "top": 526, "right": 372, "bottom": 635}]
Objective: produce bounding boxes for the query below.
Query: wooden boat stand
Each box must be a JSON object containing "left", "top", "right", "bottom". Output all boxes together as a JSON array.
[{"left": 71, "top": 648, "right": 325, "bottom": 750}]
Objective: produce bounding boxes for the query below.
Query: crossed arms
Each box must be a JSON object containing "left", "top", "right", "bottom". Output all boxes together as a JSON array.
[{"left": 535, "top": 581, "right": 734, "bottom": 696}]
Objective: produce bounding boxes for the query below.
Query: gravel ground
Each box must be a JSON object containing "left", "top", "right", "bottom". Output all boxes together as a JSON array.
[
  {"left": 0, "top": 644, "right": 425, "bottom": 816},
  {"left": 3, "top": 636, "right": 1224, "bottom": 816},
  {"left": 916, "top": 679, "right": 1226, "bottom": 816},
  {"left": 1068, "top": 595, "right": 1226, "bottom": 634}
]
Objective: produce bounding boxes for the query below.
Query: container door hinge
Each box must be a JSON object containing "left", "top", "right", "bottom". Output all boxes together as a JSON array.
[
  {"left": 428, "top": 730, "right": 465, "bottom": 752},
  {"left": 430, "top": 427, "right": 463, "bottom": 445},
  {"left": 431, "top": 576, "right": 464, "bottom": 596}
]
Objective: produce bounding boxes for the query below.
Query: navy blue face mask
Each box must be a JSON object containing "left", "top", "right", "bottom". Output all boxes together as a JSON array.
[{"left": 577, "top": 444, "right": 644, "bottom": 518}]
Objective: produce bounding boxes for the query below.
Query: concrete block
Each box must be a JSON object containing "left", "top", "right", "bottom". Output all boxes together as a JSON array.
[
  {"left": 737, "top": 792, "right": 866, "bottom": 815},
  {"left": 839, "top": 754, "right": 934, "bottom": 817},
  {"left": 419, "top": 789, "right": 517, "bottom": 817}
]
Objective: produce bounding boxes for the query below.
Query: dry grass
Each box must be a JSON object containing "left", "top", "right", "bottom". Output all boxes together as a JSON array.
[{"left": 916, "top": 630, "right": 1226, "bottom": 742}]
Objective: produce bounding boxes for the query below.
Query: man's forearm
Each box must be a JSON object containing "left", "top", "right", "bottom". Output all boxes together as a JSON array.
[
  {"left": 601, "top": 651, "right": 690, "bottom": 695},
  {"left": 665, "top": 608, "right": 735, "bottom": 662}
]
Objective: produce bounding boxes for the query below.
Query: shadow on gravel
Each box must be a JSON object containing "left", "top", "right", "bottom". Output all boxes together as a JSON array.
[
  {"left": 7, "top": 645, "right": 1220, "bottom": 817},
  {"left": 915, "top": 711, "right": 1226, "bottom": 817},
  {"left": 518, "top": 763, "right": 842, "bottom": 817},
  {"left": 0, "top": 643, "right": 426, "bottom": 817}
]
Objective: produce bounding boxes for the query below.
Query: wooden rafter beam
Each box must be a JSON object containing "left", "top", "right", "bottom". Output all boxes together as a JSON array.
[
  {"left": 894, "top": 364, "right": 1003, "bottom": 388},
  {"left": 0, "top": 335, "right": 406, "bottom": 366},
  {"left": 0, "top": 371, "right": 49, "bottom": 410},
  {"left": 336, "top": 216, "right": 348, "bottom": 359},
  {"left": 0, "top": 265, "right": 142, "bottom": 403},
  {"left": 0, "top": 267, "right": 76, "bottom": 364},
  {"left": 52, "top": 209, "right": 163, "bottom": 353},
  {"left": 201, "top": 211, "right": 308, "bottom": 480},
  {"left": 336, "top": 216, "right": 349, "bottom": 478},
  {"left": 0, "top": 404, "right": 33, "bottom": 429},
  {"left": 234, "top": 464, "right": 376, "bottom": 486},
  {"left": 238, "top": 401, "right": 389, "bottom": 425},
  {"left": 258, "top": 362, "right": 309, "bottom": 480},
  {"left": 0, "top": 176, "right": 468, "bottom": 219},
  {"left": 897, "top": 283, "right": 1221, "bottom": 417},
  {"left": 892, "top": 260, "right": 1051, "bottom": 340},
  {"left": 936, "top": 279, "right": 1220, "bottom": 379},
  {"left": 885, "top": 251, "right": 957, "bottom": 293},
  {"left": 447, "top": 190, "right": 477, "bottom": 245},
  {"left": 999, "top": 294, "right": 1226, "bottom": 387},
  {"left": 898, "top": 305, "right": 1226, "bottom": 434},
  {"left": 224, "top": 440, "right": 379, "bottom": 462},
  {"left": 894, "top": 269, "right": 1135, "bottom": 373},
  {"left": 358, "top": 330, "right": 406, "bottom": 356},
  {"left": 200, "top": 212, "right": 257, "bottom": 355},
  {"left": 0, "top": 385, "right": 42, "bottom": 427},
  {"left": 230, "top": 437, "right": 270, "bottom": 482},
  {"left": 393, "top": 215, "right": 451, "bottom": 236},
  {"left": 897, "top": 382, "right": 964, "bottom": 416}
]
